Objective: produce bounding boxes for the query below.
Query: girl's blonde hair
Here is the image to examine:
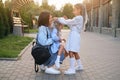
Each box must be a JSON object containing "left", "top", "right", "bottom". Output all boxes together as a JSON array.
[{"left": 74, "top": 3, "right": 88, "bottom": 27}]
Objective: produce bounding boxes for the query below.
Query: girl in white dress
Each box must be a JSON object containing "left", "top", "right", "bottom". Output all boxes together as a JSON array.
[{"left": 57, "top": 3, "right": 87, "bottom": 74}]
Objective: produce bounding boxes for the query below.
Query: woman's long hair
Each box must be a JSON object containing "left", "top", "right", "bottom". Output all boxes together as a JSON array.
[{"left": 38, "top": 11, "right": 50, "bottom": 27}]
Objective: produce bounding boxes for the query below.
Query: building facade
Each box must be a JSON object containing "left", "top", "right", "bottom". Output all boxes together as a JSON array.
[{"left": 84, "top": 0, "right": 120, "bottom": 37}]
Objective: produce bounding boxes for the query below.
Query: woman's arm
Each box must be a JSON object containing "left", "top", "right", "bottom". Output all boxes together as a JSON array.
[{"left": 38, "top": 26, "right": 53, "bottom": 46}]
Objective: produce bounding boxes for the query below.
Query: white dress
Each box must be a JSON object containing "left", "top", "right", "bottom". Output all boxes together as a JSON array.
[{"left": 58, "top": 16, "right": 83, "bottom": 53}]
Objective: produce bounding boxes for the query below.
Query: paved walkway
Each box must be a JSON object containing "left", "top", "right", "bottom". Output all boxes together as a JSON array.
[{"left": 0, "top": 30, "right": 120, "bottom": 80}]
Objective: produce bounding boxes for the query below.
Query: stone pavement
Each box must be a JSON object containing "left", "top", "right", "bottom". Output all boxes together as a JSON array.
[{"left": 0, "top": 30, "right": 120, "bottom": 80}]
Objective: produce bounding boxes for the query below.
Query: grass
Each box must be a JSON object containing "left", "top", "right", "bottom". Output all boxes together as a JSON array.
[
  {"left": 29, "top": 29, "right": 38, "bottom": 33},
  {"left": 23, "top": 28, "right": 38, "bottom": 33},
  {"left": 0, "top": 34, "right": 33, "bottom": 58}
]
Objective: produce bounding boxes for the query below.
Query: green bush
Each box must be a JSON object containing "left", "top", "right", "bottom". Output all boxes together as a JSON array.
[
  {"left": 3, "top": 8, "right": 10, "bottom": 36},
  {"left": 0, "top": 1, "right": 12, "bottom": 38},
  {"left": 20, "top": 4, "right": 33, "bottom": 29},
  {"left": 0, "top": 1, "right": 5, "bottom": 38},
  {"left": 0, "top": 22, "right": 5, "bottom": 38}
]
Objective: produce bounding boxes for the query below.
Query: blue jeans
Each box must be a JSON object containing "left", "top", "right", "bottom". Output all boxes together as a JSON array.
[{"left": 43, "top": 50, "right": 65, "bottom": 67}]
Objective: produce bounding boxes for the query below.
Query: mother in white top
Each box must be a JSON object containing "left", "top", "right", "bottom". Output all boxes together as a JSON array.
[{"left": 57, "top": 3, "right": 88, "bottom": 75}]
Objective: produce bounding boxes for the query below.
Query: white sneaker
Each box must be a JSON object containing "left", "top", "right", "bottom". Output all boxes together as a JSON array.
[
  {"left": 40, "top": 65, "right": 46, "bottom": 71},
  {"left": 75, "top": 66, "right": 83, "bottom": 71},
  {"left": 64, "top": 69, "right": 76, "bottom": 75},
  {"left": 55, "top": 60, "right": 60, "bottom": 69},
  {"left": 45, "top": 67, "right": 61, "bottom": 74}
]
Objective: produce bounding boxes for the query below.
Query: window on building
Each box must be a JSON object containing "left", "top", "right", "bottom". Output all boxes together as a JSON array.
[
  {"left": 108, "top": 1, "right": 112, "bottom": 28},
  {"left": 93, "top": 7, "right": 99, "bottom": 27},
  {"left": 118, "top": 12, "right": 120, "bottom": 28},
  {"left": 103, "top": 0, "right": 112, "bottom": 28},
  {"left": 88, "top": 11, "right": 91, "bottom": 27},
  {"left": 93, "top": 0, "right": 99, "bottom": 27},
  {"left": 103, "top": 4, "right": 108, "bottom": 27}
]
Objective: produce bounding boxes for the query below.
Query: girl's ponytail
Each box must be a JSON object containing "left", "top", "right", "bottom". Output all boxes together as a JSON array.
[{"left": 82, "top": 4, "right": 88, "bottom": 29}]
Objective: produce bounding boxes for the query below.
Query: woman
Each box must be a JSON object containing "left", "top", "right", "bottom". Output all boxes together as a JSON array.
[{"left": 37, "top": 11, "right": 63, "bottom": 74}]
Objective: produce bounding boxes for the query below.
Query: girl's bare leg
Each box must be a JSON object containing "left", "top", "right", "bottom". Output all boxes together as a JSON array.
[
  {"left": 58, "top": 45, "right": 64, "bottom": 56},
  {"left": 74, "top": 52, "right": 80, "bottom": 60},
  {"left": 63, "top": 49, "right": 68, "bottom": 58}
]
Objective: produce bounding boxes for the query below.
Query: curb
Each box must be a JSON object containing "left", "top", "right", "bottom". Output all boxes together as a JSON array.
[{"left": 0, "top": 39, "right": 34, "bottom": 61}]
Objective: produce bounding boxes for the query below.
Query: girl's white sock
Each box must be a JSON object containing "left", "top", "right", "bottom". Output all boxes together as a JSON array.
[
  {"left": 76, "top": 59, "right": 83, "bottom": 67},
  {"left": 70, "top": 58, "right": 75, "bottom": 70},
  {"left": 56, "top": 55, "right": 60, "bottom": 62},
  {"left": 55, "top": 55, "right": 60, "bottom": 69}
]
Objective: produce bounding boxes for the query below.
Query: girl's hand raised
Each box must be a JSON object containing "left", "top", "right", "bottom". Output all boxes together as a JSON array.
[
  {"left": 63, "top": 15, "right": 68, "bottom": 19},
  {"left": 53, "top": 17, "right": 58, "bottom": 21}
]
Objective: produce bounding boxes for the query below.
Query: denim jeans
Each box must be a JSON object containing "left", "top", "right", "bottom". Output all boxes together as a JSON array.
[{"left": 43, "top": 49, "right": 65, "bottom": 67}]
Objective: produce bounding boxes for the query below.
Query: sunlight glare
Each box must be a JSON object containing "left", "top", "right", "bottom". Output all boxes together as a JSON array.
[{"left": 34, "top": 0, "right": 83, "bottom": 10}]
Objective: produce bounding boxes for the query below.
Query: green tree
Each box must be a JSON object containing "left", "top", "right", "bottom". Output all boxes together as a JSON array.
[
  {"left": 62, "top": 3, "right": 74, "bottom": 19},
  {"left": 0, "top": 0, "right": 10, "bottom": 38},
  {"left": 40, "top": 3, "right": 55, "bottom": 13},
  {"left": 4, "top": 0, "right": 13, "bottom": 33},
  {"left": 19, "top": 3, "right": 35, "bottom": 28},
  {"left": 53, "top": 10, "right": 63, "bottom": 17},
  {"left": 0, "top": 1, "right": 5, "bottom": 38},
  {"left": 0, "top": 0, "right": 13, "bottom": 38},
  {"left": 3, "top": 7, "right": 10, "bottom": 36}
]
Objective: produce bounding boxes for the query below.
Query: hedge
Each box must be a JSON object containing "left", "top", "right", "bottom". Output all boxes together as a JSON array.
[{"left": 0, "top": 1, "right": 12, "bottom": 38}]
